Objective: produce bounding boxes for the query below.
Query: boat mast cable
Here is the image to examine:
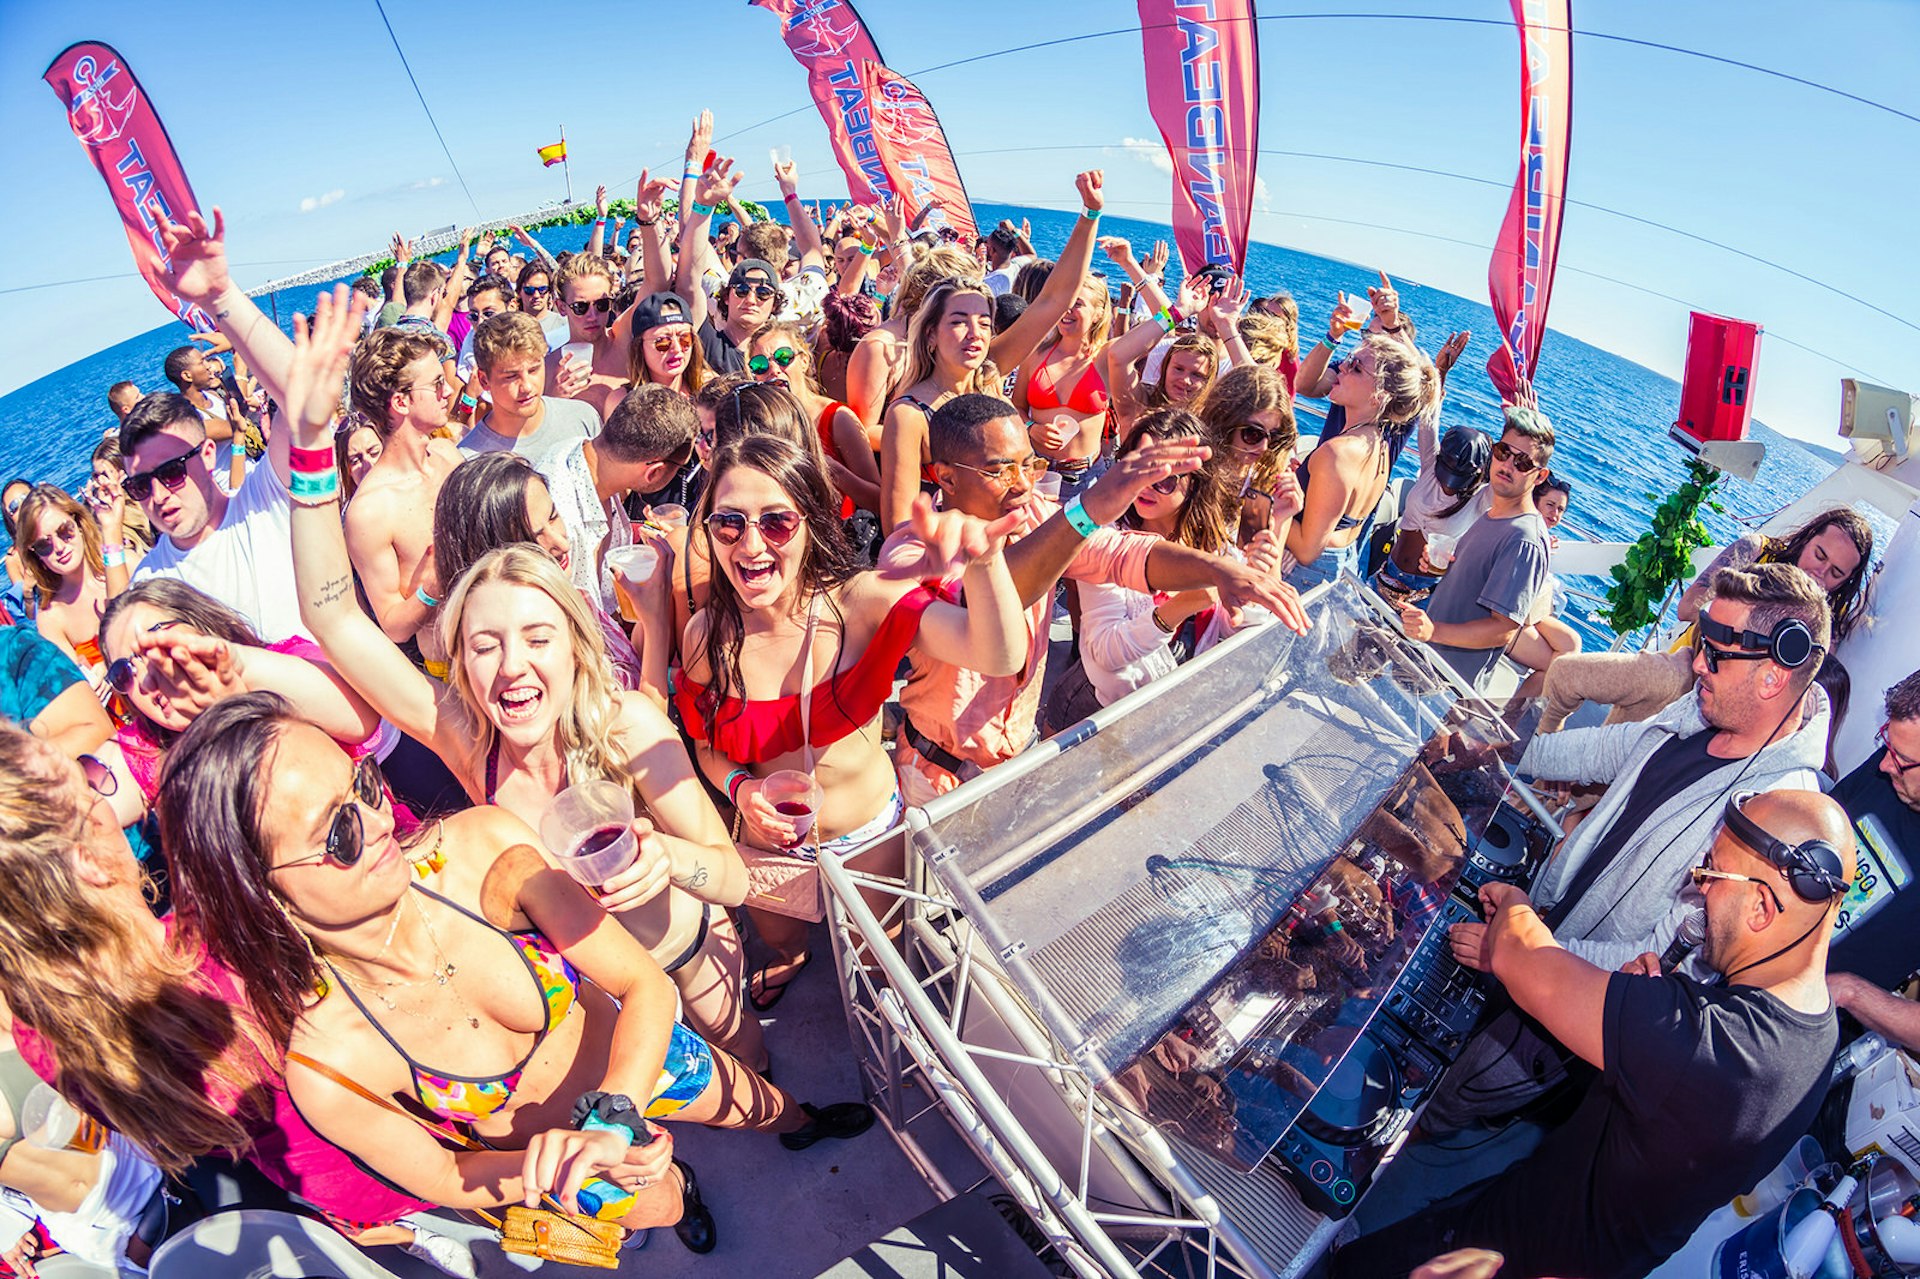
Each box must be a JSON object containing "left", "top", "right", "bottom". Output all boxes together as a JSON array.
[{"left": 371, "top": 0, "right": 483, "bottom": 218}]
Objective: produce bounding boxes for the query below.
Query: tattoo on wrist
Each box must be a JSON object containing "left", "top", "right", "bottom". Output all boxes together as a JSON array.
[{"left": 672, "top": 866, "right": 710, "bottom": 891}]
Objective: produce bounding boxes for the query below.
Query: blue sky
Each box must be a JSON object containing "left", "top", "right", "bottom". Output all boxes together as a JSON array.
[{"left": 1, "top": 0, "right": 1914, "bottom": 447}]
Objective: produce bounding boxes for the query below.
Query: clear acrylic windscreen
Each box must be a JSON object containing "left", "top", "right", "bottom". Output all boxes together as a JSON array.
[{"left": 918, "top": 576, "right": 1531, "bottom": 1168}]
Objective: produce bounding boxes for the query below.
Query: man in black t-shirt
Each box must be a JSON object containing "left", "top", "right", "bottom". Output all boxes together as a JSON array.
[
  {"left": 1827, "top": 670, "right": 1920, "bottom": 1026},
  {"left": 1335, "top": 789, "right": 1852, "bottom": 1279}
]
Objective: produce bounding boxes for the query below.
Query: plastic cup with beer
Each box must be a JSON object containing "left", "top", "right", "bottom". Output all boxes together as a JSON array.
[
  {"left": 1033, "top": 472, "right": 1064, "bottom": 505},
  {"left": 605, "top": 541, "right": 661, "bottom": 623},
  {"left": 540, "top": 781, "right": 641, "bottom": 891},
  {"left": 758, "top": 770, "right": 823, "bottom": 848}
]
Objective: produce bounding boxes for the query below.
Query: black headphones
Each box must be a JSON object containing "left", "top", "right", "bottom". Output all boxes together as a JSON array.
[
  {"left": 1697, "top": 613, "right": 1819, "bottom": 670},
  {"left": 1723, "top": 791, "right": 1848, "bottom": 903}
]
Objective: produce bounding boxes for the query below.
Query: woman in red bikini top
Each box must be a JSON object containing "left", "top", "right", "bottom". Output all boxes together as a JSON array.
[
  {"left": 742, "top": 319, "right": 881, "bottom": 519},
  {"left": 676, "top": 434, "right": 1026, "bottom": 992},
  {"left": 1013, "top": 276, "right": 1114, "bottom": 488}
]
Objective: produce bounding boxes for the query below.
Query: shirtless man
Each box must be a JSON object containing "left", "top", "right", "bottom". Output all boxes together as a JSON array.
[
  {"left": 344, "top": 328, "right": 462, "bottom": 675},
  {"left": 549, "top": 254, "right": 631, "bottom": 419}
]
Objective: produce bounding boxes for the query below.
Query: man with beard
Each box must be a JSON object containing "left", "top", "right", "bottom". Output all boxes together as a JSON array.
[{"left": 1335, "top": 788, "right": 1851, "bottom": 1279}]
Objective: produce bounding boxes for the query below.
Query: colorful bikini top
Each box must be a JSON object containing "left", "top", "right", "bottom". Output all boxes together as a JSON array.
[
  {"left": 675, "top": 585, "right": 937, "bottom": 765},
  {"left": 327, "top": 885, "right": 580, "bottom": 1125},
  {"left": 1027, "top": 351, "right": 1110, "bottom": 418}
]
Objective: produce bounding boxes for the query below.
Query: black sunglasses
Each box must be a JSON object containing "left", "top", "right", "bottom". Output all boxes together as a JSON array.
[
  {"left": 747, "top": 347, "right": 798, "bottom": 375},
  {"left": 1235, "top": 424, "right": 1282, "bottom": 451},
  {"left": 706, "top": 509, "right": 804, "bottom": 547},
  {"left": 567, "top": 297, "right": 613, "bottom": 316},
  {"left": 729, "top": 282, "right": 778, "bottom": 301},
  {"left": 122, "top": 451, "right": 197, "bottom": 501},
  {"left": 1490, "top": 440, "right": 1542, "bottom": 474},
  {"left": 277, "top": 756, "right": 389, "bottom": 872},
  {"left": 1697, "top": 636, "right": 1772, "bottom": 675},
  {"left": 104, "top": 619, "right": 184, "bottom": 694},
  {"left": 520, "top": 283, "right": 550, "bottom": 296}
]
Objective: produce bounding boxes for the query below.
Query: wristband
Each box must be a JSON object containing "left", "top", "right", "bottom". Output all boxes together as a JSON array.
[
  {"left": 1154, "top": 307, "right": 1175, "bottom": 333},
  {"left": 783, "top": 192, "right": 801, "bottom": 203},
  {"left": 457, "top": 393, "right": 478, "bottom": 410},
  {"left": 289, "top": 445, "right": 333, "bottom": 472},
  {"left": 1323, "top": 330, "right": 1343, "bottom": 347},
  {"left": 1081, "top": 208, "right": 1102, "bottom": 220},
  {"left": 690, "top": 201, "right": 716, "bottom": 217},
  {"left": 1151, "top": 606, "right": 1175, "bottom": 634},
  {"left": 415, "top": 585, "right": 440, "bottom": 608},
  {"left": 594, "top": 218, "right": 606, "bottom": 228},
  {"left": 725, "top": 768, "right": 752, "bottom": 806},
  {"left": 289, "top": 469, "right": 339, "bottom": 500},
  {"left": 102, "top": 549, "right": 126, "bottom": 568},
  {"left": 579, "top": 1114, "right": 635, "bottom": 1148},
  {"left": 1061, "top": 495, "right": 1101, "bottom": 538},
  {"left": 634, "top": 217, "right": 657, "bottom": 228}
]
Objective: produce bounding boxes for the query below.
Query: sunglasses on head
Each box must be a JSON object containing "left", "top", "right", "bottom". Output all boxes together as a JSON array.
[
  {"left": 706, "top": 509, "right": 804, "bottom": 547},
  {"left": 747, "top": 347, "right": 798, "bottom": 375},
  {"left": 1490, "top": 440, "right": 1542, "bottom": 473},
  {"left": 276, "top": 755, "right": 389, "bottom": 872},
  {"left": 567, "top": 297, "right": 613, "bottom": 316},
  {"left": 650, "top": 330, "right": 694, "bottom": 355},
  {"left": 729, "top": 282, "right": 777, "bottom": 301},
  {"left": 29, "top": 519, "right": 79, "bottom": 559},
  {"left": 122, "top": 451, "right": 197, "bottom": 502},
  {"left": 104, "top": 619, "right": 185, "bottom": 695},
  {"left": 520, "top": 283, "right": 550, "bottom": 296},
  {"left": 4, "top": 495, "right": 24, "bottom": 516}
]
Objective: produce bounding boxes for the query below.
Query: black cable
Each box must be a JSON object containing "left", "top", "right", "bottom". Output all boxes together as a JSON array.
[{"left": 372, "top": 0, "right": 482, "bottom": 218}]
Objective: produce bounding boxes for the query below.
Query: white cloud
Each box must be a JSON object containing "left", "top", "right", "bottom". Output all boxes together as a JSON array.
[
  {"left": 1112, "top": 136, "right": 1174, "bottom": 176},
  {"left": 1254, "top": 176, "right": 1272, "bottom": 213},
  {"left": 298, "top": 188, "right": 346, "bottom": 213},
  {"left": 411, "top": 177, "right": 447, "bottom": 191}
]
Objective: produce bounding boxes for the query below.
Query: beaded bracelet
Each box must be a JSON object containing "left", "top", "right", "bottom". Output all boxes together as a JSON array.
[{"left": 289, "top": 445, "right": 333, "bottom": 472}]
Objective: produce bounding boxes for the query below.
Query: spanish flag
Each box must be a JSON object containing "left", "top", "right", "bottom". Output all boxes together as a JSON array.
[{"left": 537, "top": 140, "right": 567, "bottom": 168}]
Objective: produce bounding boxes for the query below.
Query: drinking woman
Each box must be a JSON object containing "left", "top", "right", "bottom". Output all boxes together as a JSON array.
[{"left": 676, "top": 434, "right": 1025, "bottom": 1010}]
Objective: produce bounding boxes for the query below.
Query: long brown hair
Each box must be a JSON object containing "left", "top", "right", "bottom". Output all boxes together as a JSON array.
[
  {"left": 1146, "top": 332, "right": 1220, "bottom": 409},
  {"left": 1760, "top": 507, "right": 1874, "bottom": 644},
  {"left": 627, "top": 312, "right": 711, "bottom": 397},
  {"left": 0, "top": 723, "right": 263, "bottom": 1171},
  {"left": 14, "top": 485, "right": 103, "bottom": 596},
  {"left": 900, "top": 279, "right": 1001, "bottom": 396},
  {"left": 1197, "top": 364, "right": 1296, "bottom": 497},
  {"left": 1117, "top": 408, "right": 1237, "bottom": 556}
]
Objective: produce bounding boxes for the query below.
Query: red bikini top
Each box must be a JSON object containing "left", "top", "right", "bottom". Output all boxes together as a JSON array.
[
  {"left": 675, "top": 585, "right": 937, "bottom": 765},
  {"left": 1028, "top": 351, "right": 1110, "bottom": 418}
]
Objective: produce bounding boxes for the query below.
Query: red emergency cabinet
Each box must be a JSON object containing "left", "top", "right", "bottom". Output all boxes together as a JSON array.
[{"left": 1671, "top": 311, "right": 1763, "bottom": 450}]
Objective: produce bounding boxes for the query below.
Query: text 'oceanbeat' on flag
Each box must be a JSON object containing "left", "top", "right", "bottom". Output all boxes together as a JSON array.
[
  {"left": 43, "top": 41, "right": 215, "bottom": 332},
  {"left": 1136, "top": 0, "right": 1261, "bottom": 275}
]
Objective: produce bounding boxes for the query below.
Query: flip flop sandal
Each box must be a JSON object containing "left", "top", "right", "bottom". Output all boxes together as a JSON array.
[{"left": 747, "top": 950, "right": 812, "bottom": 1012}]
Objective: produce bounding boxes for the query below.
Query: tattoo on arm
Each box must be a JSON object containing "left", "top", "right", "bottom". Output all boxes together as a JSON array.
[
  {"left": 671, "top": 865, "right": 710, "bottom": 892},
  {"left": 310, "top": 574, "right": 353, "bottom": 610}
]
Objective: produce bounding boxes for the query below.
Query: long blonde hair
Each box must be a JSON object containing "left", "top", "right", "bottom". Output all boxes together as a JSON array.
[
  {"left": 0, "top": 725, "right": 261, "bottom": 1171},
  {"left": 900, "top": 279, "right": 1000, "bottom": 396},
  {"left": 14, "top": 485, "right": 103, "bottom": 595},
  {"left": 438, "top": 545, "right": 628, "bottom": 787}
]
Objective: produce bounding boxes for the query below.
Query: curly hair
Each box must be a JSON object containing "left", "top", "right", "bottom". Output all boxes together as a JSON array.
[{"left": 1759, "top": 507, "right": 1875, "bottom": 644}]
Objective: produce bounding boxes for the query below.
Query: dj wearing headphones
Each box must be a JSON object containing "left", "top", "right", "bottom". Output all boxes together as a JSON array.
[{"left": 1333, "top": 789, "right": 1855, "bottom": 1279}]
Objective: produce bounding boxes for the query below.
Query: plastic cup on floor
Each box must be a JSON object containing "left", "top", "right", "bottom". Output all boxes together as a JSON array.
[
  {"left": 759, "top": 770, "right": 822, "bottom": 847},
  {"left": 540, "top": 780, "right": 640, "bottom": 890}
]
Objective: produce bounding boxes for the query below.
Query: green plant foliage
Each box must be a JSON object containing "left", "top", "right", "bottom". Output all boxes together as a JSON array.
[
  {"left": 1602, "top": 457, "right": 1726, "bottom": 637},
  {"left": 357, "top": 198, "right": 771, "bottom": 277}
]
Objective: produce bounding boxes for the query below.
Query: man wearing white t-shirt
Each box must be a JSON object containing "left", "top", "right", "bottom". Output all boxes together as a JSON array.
[{"left": 120, "top": 390, "right": 307, "bottom": 643}]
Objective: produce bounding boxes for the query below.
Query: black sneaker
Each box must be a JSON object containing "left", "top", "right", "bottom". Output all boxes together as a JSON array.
[
  {"left": 778, "top": 1101, "right": 877, "bottom": 1151},
  {"left": 671, "top": 1159, "right": 716, "bottom": 1254}
]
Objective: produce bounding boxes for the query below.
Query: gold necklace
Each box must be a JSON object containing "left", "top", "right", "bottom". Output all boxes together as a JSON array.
[{"left": 332, "top": 894, "right": 481, "bottom": 1029}]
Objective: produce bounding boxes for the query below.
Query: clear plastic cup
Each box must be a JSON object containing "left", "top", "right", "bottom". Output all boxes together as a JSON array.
[
  {"left": 20, "top": 1083, "right": 102, "bottom": 1152},
  {"left": 559, "top": 340, "right": 593, "bottom": 371},
  {"left": 770, "top": 144, "right": 792, "bottom": 168},
  {"left": 539, "top": 781, "right": 639, "bottom": 890},
  {"left": 605, "top": 543, "right": 661, "bottom": 622},
  {"left": 1033, "top": 473, "right": 1063, "bottom": 505},
  {"left": 649, "top": 504, "right": 688, "bottom": 529},
  {"left": 759, "top": 770, "right": 822, "bottom": 847}
]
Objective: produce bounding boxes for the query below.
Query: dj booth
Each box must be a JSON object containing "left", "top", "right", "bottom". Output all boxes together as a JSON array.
[{"left": 819, "top": 576, "right": 1560, "bottom": 1278}]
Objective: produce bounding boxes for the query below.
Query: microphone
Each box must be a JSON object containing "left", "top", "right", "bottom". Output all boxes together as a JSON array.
[{"left": 1659, "top": 910, "right": 1708, "bottom": 973}]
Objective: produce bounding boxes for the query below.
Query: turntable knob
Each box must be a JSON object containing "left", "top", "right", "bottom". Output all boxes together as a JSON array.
[
  {"left": 1309, "top": 1160, "right": 1335, "bottom": 1185},
  {"left": 1332, "top": 1180, "right": 1357, "bottom": 1204}
]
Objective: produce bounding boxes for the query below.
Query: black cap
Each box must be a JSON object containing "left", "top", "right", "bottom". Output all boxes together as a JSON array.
[
  {"left": 1434, "top": 426, "right": 1491, "bottom": 493},
  {"left": 630, "top": 292, "right": 690, "bottom": 335},
  {"left": 728, "top": 258, "right": 778, "bottom": 289}
]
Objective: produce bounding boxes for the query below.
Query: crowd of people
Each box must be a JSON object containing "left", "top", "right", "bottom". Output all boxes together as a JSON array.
[{"left": 0, "top": 105, "right": 1909, "bottom": 1279}]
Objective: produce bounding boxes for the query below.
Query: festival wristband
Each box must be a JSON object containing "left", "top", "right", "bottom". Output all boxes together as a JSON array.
[
  {"left": 725, "top": 769, "right": 752, "bottom": 806},
  {"left": 290, "top": 445, "right": 334, "bottom": 472},
  {"left": 858, "top": 244, "right": 874, "bottom": 255},
  {"left": 690, "top": 201, "right": 716, "bottom": 217},
  {"left": 594, "top": 218, "right": 606, "bottom": 228},
  {"left": 579, "top": 1114, "right": 635, "bottom": 1148},
  {"left": 1323, "top": 330, "right": 1343, "bottom": 346},
  {"left": 102, "top": 548, "right": 126, "bottom": 568},
  {"left": 289, "top": 469, "right": 339, "bottom": 500},
  {"left": 415, "top": 585, "right": 440, "bottom": 609},
  {"left": 1154, "top": 308, "right": 1175, "bottom": 333},
  {"left": 1061, "top": 496, "right": 1101, "bottom": 538},
  {"left": 1082, "top": 208, "right": 1102, "bottom": 220},
  {"left": 457, "top": 393, "right": 478, "bottom": 410}
]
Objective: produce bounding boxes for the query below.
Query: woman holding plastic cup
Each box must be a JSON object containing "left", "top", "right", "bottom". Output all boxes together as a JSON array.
[
  {"left": 285, "top": 289, "right": 766, "bottom": 1072},
  {"left": 677, "top": 433, "right": 1025, "bottom": 1009}
]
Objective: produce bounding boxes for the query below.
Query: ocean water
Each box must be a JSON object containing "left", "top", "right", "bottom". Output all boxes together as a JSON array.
[{"left": 0, "top": 202, "right": 1838, "bottom": 645}]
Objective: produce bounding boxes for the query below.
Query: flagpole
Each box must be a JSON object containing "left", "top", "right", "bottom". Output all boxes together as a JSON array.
[{"left": 560, "top": 124, "right": 573, "bottom": 206}]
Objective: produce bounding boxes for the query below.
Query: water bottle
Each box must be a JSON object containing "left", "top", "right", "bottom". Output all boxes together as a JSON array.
[{"left": 1833, "top": 1031, "right": 1890, "bottom": 1084}]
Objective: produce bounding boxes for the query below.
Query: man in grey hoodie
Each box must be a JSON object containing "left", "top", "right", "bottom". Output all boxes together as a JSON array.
[{"left": 1422, "top": 561, "right": 1833, "bottom": 1133}]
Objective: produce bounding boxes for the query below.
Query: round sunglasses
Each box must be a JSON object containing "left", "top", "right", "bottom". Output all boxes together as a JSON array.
[
  {"left": 651, "top": 330, "right": 694, "bottom": 355},
  {"left": 747, "top": 347, "right": 798, "bottom": 375},
  {"left": 104, "top": 619, "right": 185, "bottom": 695},
  {"left": 29, "top": 519, "right": 80, "bottom": 560},
  {"left": 275, "top": 755, "right": 390, "bottom": 872}
]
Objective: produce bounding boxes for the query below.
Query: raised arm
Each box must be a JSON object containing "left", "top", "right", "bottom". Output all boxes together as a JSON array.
[
  {"left": 675, "top": 159, "right": 743, "bottom": 335},
  {"left": 586, "top": 186, "right": 609, "bottom": 259},
  {"left": 632, "top": 170, "right": 675, "bottom": 301},
  {"left": 881, "top": 498, "right": 1026, "bottom": 676},
  {"left": 509, "top": 225, "right": 559, "bottom": 273},
  {"left": 989, "top": 171, "right": 1104, "bottom": 371},
  {"left": 1295, "top": 293, "right": 1359, "bottom": 399},
  {"left": 157, "top": 207, "right": 293, "bottom": 486},
  {"left": 772, "top": 160, "right": 826, "bottom": 271},
  {"left": 283, "top": 287, "right": 465, "bottom": 771}
]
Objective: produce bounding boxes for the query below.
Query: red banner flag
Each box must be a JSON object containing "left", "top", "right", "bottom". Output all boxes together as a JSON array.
[
  {"left": 1136, "top": 0, "right": 1261, "bottom": 275},
  {"left": 43, "top": 42, "right": 214, "bottom": 332},
  {"left": 750, "top": 0, "right": 891, "bottom": 203},
  {"left": 852, "top": 61, "right": 977, "bottom": 243},
  {"left": 1486, "top": 0, "right": 1573, "bottom": 398}
]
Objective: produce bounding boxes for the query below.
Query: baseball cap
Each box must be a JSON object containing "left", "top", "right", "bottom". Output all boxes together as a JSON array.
[
  {"left": 728, "top": 259, "right": 778, "bottom": 289},
  {"left": 630, "top": 292, "right": 690, "bottom": 335},
  {"left": 1434, "top": 426, "right": 1491, "bottom": 493}
]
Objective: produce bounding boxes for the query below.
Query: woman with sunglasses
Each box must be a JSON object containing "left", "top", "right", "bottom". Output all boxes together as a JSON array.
[
  {"left": 1046, "top": 409, "right": 1267, "bottom": 729},
  {"left": 86, "top": 439, "right": 154, "bottom": 558},
  {"left": 746, "top": 319, "right": 882, "bottom": 518},
  {"left": 1287, "top": 334, "right": 1441, "bottom": 590},
  {"left": 879, "top": 170, "right": 1107, "bottom": 530},
  {"left": 679, "top": 434, "right": 1025, "bottom": 1010},
  {"left": 624, "top": 292, "right": 710, "bottom": 403},
  {"left": 1194, "top": 364, "right": 1303, "bottom": 550},
  {"left": 13, "top": 487, "right": 122, "bottom": 699},
  {"left": 287, "top": 289, "right": 767, "bottom": 1073},
  {"left": 157, "top": 693, "right": 875, "bottom": 1253}
]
